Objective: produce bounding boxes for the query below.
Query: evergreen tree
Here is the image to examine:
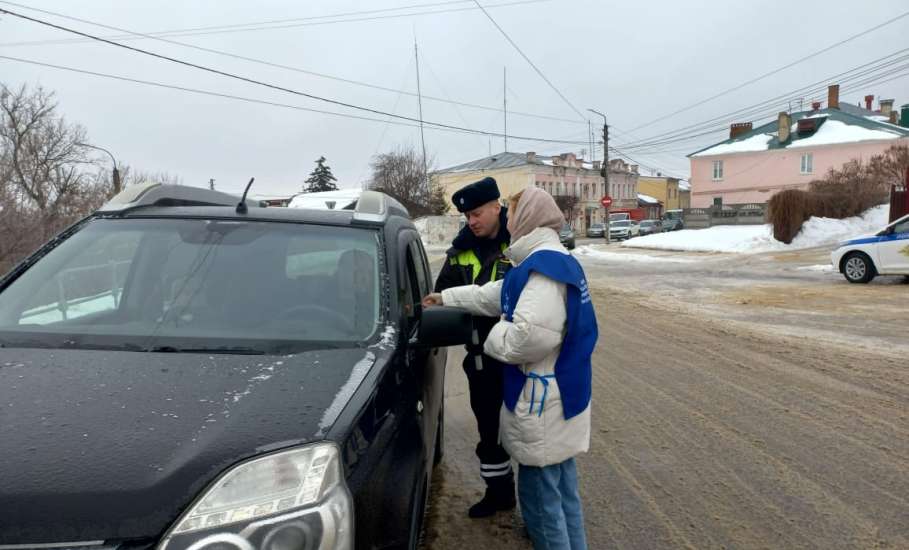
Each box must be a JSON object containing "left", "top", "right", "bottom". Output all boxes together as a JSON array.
[{"left": 303, "top": 156, "right": 338, "bottom": 192}]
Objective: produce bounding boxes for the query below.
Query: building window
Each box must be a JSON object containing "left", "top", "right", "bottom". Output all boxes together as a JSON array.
[
  {"left": 800, "top": 153, "right": 813, "bottom": 174},
  {"left": 712, "top": 160, "right": 724, "bottom": 181}
]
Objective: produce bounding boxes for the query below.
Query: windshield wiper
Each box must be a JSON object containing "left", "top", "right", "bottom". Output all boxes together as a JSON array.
[{"left": 150, "top": 345, "right": 265, "bottom": 355}]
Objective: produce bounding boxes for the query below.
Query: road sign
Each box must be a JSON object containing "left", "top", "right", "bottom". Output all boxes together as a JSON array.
[{"left": 600, "top": 196, "right": 613, "bottom": 208}]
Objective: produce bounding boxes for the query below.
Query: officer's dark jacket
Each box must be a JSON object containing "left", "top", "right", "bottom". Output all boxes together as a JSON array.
[{"left": 434, "top": 207, "right": 511, "bottom": 345}]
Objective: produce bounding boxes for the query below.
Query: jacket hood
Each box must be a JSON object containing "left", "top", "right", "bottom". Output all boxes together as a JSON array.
[
  {"left": 0, "top": 345, "right": 390, "bottom": 543},
  {"left": 506, "top": 226, "right": 564, "bottom": 265},
  {"left": 447, "top": 206, "right": 510, "bottom": 255}
]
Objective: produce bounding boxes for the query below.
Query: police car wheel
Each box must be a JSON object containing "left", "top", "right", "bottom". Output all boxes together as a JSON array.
[{"left": 843, "top": 252, "right": 875, "bottom": 284}]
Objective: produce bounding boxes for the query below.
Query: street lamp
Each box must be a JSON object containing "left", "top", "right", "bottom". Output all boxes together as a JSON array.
[
  {"left": 78, "top": 142, "right": 121, "bottom": 194},
  {"left": 587, "top": 109, "right": 611, "bottom": 244}
]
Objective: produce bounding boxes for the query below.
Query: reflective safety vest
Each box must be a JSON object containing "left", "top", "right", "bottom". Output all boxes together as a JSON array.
[{"left": 449, "top": 242, "right": 510, "bottom": 285}]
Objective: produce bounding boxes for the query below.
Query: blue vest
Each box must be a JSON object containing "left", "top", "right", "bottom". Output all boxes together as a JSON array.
[{"left": 501, "top": 250, "right": 597, "bottom": 420}]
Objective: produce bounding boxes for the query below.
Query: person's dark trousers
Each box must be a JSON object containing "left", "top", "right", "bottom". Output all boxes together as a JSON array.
[{"left": 463, "top": 351, "right": 516, "bottom": 517}]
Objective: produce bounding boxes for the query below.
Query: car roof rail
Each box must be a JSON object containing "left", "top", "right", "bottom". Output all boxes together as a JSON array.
[
  {"left": 353, "top": 190, "right": 409, "bottom": 222},
  {"left": 97, "top": 183, "right": 264, "bottom": 214}
]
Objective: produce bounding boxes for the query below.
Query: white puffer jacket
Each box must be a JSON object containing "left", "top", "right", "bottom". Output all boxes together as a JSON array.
[{"left": 441, "top": 226, "right": 591, "bottom": 467}]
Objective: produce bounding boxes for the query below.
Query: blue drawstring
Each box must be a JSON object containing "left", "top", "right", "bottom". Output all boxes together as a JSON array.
[{"left": 527, "top": 373, "right": 556, "bottom": 417}]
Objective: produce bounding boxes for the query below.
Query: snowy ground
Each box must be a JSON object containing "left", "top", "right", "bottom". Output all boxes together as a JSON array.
[{"left": 620, "top": 205, "right": 889, "bottom": 254}]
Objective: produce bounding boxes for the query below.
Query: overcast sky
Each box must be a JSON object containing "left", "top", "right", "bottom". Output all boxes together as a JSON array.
[{"left": 1, "top": 0, "right": 906, "bottom": 197}]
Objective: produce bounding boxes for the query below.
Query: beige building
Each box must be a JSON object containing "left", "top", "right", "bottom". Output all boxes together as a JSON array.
[
  {"left": 433, "top": 151, "right": 627, "bottom": 234},
  {"left": 637, "top": 174, "right": 683, "bottom": 211}
]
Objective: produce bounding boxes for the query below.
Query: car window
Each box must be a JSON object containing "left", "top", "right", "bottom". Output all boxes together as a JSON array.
[
  {"left": 17, "top": 230, "right": 141, "bottom": 325},
  {"left": 0, "top": 219, "right": 383, "bottom": 354},
  {"left": 893, "top": 220, "right": 909, "bottom": 235},
  {"left": 402, "top": 239, "right": 422, "bottom": 329}
]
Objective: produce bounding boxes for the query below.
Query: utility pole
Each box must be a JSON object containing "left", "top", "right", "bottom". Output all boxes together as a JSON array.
[
  {"left": 588, "top": 109, "right": 610, "bottom": 243},
  {"left": 503, "top": 66, "right": 508, "bottom": 153},
  {"left": 414, "top": 39, "right": 429, "bottom": 196}
]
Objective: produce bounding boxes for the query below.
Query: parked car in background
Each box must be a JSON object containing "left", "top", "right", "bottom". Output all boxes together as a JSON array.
[
  {"left": 0, "top": 184, "right": 471, "bottom": 549},
  {"left": 609, "top": 219, "right": 639, "bottom": 241},
  {"left": 662, "top": 209, "right": 685, "bottom": 231},
  {"left": 831, "top": 213, "right": 909, "bottom": 284},
  {"left": 638, "top": 219, "right": 662, "bottom": 236},
  {"left": 586, "top": 223, "right": 605, "bottom": 238},
  {"left": 560, "top": 223, "right": 576, "bottom": 249}
]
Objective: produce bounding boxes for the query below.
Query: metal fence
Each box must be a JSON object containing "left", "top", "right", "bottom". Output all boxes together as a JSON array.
[{"left": 683, "top": 203, "right": 767, "bottom": 229}]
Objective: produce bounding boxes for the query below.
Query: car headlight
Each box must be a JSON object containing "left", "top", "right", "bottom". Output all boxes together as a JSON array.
[{"left": 159, "top": 443, "right": 353, "bottom": 550}]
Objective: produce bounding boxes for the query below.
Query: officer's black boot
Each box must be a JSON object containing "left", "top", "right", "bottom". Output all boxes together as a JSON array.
[{"left": 468, "top": 475, "right": 516, "bottom": 518}]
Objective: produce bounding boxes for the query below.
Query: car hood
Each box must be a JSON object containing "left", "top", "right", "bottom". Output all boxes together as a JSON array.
[{"left": 0, "top": 345, "right": 389, "bottom": 543}]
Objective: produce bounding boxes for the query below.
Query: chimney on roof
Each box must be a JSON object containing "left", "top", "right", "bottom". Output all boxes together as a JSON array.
[
  {"left": 864, "top": 95, "right": 874, "bottom": 111},
  {"left": 889, "top": 111, "right": 899, "bottom": 125},
  {"left": 778, "top": 111, "right": 792, "bottom": 143},
  {"left": 812, "top": 101, "right": 821, "bottom": 111},
  {"left": 526, "top": 151, "right": 537, "bottom": 163},
  {"left": 827, "top": 84, "right": 840, "bottom": 110},
  {"left": 729, "top": 122, "right": 753, "bottom": 139},
  {"left": 593, "top": 160, "right": 601, "bottom": 171},
  {"left": 880, "top": 99, "right": 895, "bottom": 116}
]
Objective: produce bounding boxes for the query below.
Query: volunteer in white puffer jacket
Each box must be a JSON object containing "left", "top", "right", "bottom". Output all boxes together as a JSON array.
[{"left": 423, "top": 188, "right": 597, "bottom": 550}]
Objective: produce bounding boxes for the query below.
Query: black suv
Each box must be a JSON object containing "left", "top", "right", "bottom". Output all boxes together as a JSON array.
[{"left": 0, "top": 184, "right": 470, "bottom": 549}]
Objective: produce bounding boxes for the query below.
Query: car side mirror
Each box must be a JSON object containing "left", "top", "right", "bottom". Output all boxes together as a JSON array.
[{"left": 414, "top": 306, "right": 472, "bottom": 347}]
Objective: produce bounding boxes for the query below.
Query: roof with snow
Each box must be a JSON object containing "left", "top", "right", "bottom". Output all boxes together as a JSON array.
[
  {"left": 689, "top": 105, "right": 909, "bottom": 158},
  {"left": 435, "top": 151, "right": 604, "bottom": 174},
  {"left": 637, "top": 193, "right": 661, "bottom": 204},
  {"left": 288, "top": 188, "right": 362, "bottom": 210}
]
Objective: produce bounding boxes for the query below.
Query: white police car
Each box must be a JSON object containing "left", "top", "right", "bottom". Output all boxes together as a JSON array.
[{"left": 831, "top": 213, "right": 909, "bottom": 283}]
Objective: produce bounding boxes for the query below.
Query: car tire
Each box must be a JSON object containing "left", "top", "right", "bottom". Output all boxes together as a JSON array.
[{"left": 842, "top": 252, "right": 876, "bottom": 284}]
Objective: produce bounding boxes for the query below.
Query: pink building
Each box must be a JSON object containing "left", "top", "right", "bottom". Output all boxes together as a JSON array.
[{"left": 689, "top": 85, "right": 909, "bottom": 208}]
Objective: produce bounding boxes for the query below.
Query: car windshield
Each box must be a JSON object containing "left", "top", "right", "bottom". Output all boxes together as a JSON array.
[
  {"left": 641, "top": 221, "right": 654, "bottom": 227},
  {"left": 0, "top": 218, "right": 383, "bottom": 354},
  {"left": 611, "top": 221, "right": 631, "bottom": 227},
  {"left": 591, "top": 224, "right": 603, "bottom": 229}
]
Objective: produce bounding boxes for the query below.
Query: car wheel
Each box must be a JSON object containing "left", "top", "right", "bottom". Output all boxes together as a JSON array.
[
  {"left": 568, "top": 240, "right": 575, "bottom": 250},
  {"left": 842, "top": 252, "right": 876, "bottom": 284}
]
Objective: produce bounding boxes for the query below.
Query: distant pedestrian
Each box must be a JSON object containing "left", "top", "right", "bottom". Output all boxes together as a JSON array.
[{"left": 424, "top": 187, "right": 597, "bottom": 549}]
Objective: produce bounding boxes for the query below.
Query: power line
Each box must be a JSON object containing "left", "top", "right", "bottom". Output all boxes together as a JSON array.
[
  {"left": 471, "top": 0, "right": 586, "bottom": 121},
  {"left": 0, "top": 54, "right": 593, "bottom": 146},
  {"left": 618, "top": 49, "right": 909, "bottom": 151},
  {"left": 0, "top": 7, "right": 597, "bottom": 145},
  {"left": 628, "top": 9, "right": 909, "bottom": 132},
  {"left": 0, "top": 0, "right": 583, "bottom": 128},
  {"left": 621, "top": 51, "right": 909, "bottom": 149},
  {"left": 0, "top": 0, "right": 548, "bottom": 45}
]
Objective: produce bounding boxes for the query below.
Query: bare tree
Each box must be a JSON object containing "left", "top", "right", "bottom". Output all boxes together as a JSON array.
[
  {"left": 367, "top": 145, "right": 448, "bottom": 216},
  {"left": 553, "top": 195, "right": 578, "bottom": 224},
  {"left": 0, "top": 84, "right": 110, "bottom": 272}
]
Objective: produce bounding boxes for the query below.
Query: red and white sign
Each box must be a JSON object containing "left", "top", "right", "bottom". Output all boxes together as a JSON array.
[{"left": 600, "top": 196, "right": 613, "bottom": 208}]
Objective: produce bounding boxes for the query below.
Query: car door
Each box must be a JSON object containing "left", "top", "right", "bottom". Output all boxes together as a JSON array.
[{"left": 877, "top": 218, "right": 909, "bottom": 273}]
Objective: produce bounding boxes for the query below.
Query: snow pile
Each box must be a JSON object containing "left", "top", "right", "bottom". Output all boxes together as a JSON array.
[
  {"left": 574, "top": 247, "right": 696, "bottom": 263},
  {"left": 621, "top": 205, "right": 889, "bottom": 254},
  {"left": 787, "top": 120, "right": 902, "bottom": 148},
  {"left": 414, "top": 215, "right": 461, "bottom": 246},
  {"left": 637, "top": 193, "right": 660, "bottom": 204},
  {"left": 288, "top": 188, "right": 361, "bottom": 210}
]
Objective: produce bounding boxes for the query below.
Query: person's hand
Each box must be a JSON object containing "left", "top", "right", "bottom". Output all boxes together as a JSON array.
[{"left": 422, "top": 293, "right": 443, "bottom": 307}]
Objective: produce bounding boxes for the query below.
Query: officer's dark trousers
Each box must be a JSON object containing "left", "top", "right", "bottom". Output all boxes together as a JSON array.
[{"left": 463, "top": 352, "right": 513, "bottom": 487}]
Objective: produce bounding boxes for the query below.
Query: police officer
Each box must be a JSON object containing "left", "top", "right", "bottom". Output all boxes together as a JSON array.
[{"left": 434, "top": 177, "right": 515, "bottom": 518}]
